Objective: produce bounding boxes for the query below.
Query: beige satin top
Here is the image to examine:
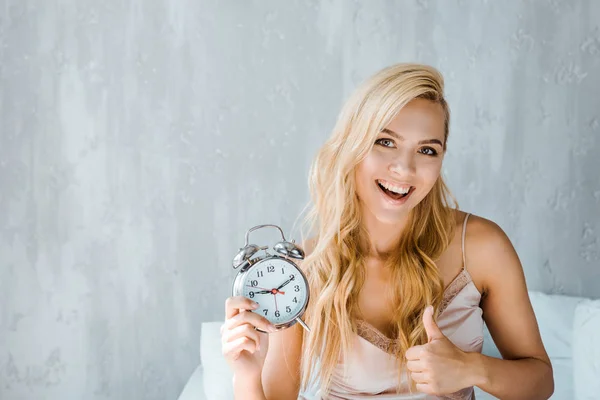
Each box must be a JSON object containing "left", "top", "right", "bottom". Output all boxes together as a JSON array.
[{"left": 304, "top": 213, "right": 483, "bottom": 400}]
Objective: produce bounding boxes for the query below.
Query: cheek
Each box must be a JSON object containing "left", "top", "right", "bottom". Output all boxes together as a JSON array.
[
  {"left": 354, "top": 156, "right": 381, "bottom": 198},
  {"left": 418, "top": 159, "right": 443, "bottom": 184},
  {"left": 355, "top": 154, "right": 382, "bottom": 181},
  {"left": 363, "top": 151, "right": 389, "bottom": 174},
  {"left": 353, "top": 165, "right": 366, "bottom": 197}
]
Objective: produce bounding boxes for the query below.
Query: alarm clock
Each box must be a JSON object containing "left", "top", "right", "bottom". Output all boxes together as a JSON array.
[{"left": 232, "top": 224, "right": 310, "bottom": 333}]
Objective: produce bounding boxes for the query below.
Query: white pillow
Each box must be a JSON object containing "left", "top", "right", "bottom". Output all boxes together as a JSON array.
[
  {"left": 528, "top": 291, "right": 585, "bottom": 359},
  {"left": 551, "top": 358, "right": 575, "bottom": 400},
  {"left": 482, "top": 291, "right": 584, "bottom": 359},
  {"left": 573, "top": 299, "right": 600, "bottom": 400},
  {"left": 200, "top": 322, "right": 234, "bottom": 399}
]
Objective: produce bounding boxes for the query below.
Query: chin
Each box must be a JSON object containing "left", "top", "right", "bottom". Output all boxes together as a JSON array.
[{"left": 373, "top": 207, "right": 412, "bottom": 225}]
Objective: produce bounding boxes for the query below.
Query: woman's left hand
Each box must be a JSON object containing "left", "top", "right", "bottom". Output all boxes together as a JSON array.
[{"left": 405, "top": 305, "right": 475, "bottom": 396}]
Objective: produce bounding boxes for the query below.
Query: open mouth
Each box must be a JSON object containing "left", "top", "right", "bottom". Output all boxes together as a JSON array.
[{"left": 376, "top": 180, "right": 415, "bottom": 202}]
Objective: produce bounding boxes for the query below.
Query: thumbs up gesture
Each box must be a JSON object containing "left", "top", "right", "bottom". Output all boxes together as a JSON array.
[{"left": 405, "top": 306, "right": 474, "bottom": 396}]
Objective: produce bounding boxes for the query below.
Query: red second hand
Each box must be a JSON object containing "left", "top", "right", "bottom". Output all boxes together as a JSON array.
[{"left": 246, "top": 285, "right": 271, "bottom": 291}]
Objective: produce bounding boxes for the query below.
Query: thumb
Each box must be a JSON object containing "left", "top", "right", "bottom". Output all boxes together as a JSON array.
[{"left": 423, "top": 305, "right": 444, "bottom": 342}]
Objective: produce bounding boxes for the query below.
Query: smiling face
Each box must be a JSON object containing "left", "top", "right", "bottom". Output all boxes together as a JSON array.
[{"left": 354, "top": 98, "right": 447, "bottom": 225}]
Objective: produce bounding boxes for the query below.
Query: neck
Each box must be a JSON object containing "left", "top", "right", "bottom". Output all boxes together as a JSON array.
[{"left": 360, "top": 208, "right": 412, "bottom": 259}]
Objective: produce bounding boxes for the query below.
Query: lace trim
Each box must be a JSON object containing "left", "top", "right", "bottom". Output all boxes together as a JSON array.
[
  {"left": 356, "top": 269, "right": 473, "bottom": 355},
  {"left": 439, "top": 268, "right": 472, "bottom": 315},
  {"left": 356, "top": 319, "right": 398, "bottom": 354}
]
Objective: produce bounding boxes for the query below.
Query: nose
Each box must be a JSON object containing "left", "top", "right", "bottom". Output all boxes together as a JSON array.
[{"left": 388, "top": 153, "right": 416, "bottom": 177}]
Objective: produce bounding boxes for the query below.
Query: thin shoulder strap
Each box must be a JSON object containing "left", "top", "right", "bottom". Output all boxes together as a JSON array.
[{"left": 461, "top": 213, "right": 471, "bottom": 271}]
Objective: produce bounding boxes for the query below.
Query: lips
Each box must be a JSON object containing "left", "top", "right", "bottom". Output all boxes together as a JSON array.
[
  {"left": 376, "top": 179, "right": 412, "bottom": 192},
  {"left": 376, "top": 180, "right": 415, "bottom": 204}
]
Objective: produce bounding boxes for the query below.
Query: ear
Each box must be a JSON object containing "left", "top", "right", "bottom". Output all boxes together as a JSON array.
[{"left": 423, "top": 305, "right": 444, "bottom": 342}]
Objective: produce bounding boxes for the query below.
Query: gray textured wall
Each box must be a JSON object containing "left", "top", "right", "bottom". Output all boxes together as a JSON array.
[{"left": 1, "top": 1, "right": 599, "bottom": 399}]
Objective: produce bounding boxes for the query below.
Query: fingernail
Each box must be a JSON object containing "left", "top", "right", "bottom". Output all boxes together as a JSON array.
[{"left": 250, "top": 302, "right": 259, "bottom": 309}]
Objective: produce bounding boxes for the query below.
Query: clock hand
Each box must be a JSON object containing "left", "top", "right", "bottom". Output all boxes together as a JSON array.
[
  {"left": 246, "top": 285, "right": 271, "bottom": 291},
  {"left": 276, "top": 275, "right": 295, "bottom": 290},
  {"left": 265, "top": 289, "right": 285, "bottom": 295},
  {"left": 245, "top": 286, "right": 285, "bottom": 295}
]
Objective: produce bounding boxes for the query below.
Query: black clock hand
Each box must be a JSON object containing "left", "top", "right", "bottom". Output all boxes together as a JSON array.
[
  {"left": 252, "top": 289, "right": 272, "bottom": 294},
  {"left": 276, "top": 275, "right": 295, "bottom": 290}
]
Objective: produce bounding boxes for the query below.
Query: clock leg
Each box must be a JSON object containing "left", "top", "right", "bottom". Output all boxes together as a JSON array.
[{"left": 296, "top": 317, "right": 311, "bottom": 332}]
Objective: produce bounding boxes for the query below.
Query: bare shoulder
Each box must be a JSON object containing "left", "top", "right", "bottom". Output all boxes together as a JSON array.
[
  {"left": 461, "top": 212, "right": 521, "bottom": 297},
  {"left": 464, "top": 213, "right": 512, "bottom": 250},
  {"left": 452, "top": 209, "right": 507, "bottom": 241}
]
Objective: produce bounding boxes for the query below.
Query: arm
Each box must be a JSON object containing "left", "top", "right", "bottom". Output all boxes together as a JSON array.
[
  {"left": 465, "top": 217, "right": 554, "bottom": 400},
  {"left": 233, "top": 324, "right": 304, "bottom": 400},
  {"left": 263, "top": 323, "right": 304, "bottom": 398},
  {"left": 234, "top": 238, "right": 316, "bottom": 400}
]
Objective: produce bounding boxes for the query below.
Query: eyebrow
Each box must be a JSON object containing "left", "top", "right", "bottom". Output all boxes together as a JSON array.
[{"left": 380, "top": 128, "right": 444, "bottom": 147}]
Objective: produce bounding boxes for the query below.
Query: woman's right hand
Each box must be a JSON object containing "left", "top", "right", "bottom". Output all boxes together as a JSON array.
[{"left": 221, "top": 296, "right": 278, "bottom": 379}]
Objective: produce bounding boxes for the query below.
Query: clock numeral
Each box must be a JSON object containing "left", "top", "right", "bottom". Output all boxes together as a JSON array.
[
  {"left": 251, "top": 280, "right": 258, "bottom": 287},
  {"left": 263, "top": 309, "right": 268, "bottom": 316},
  {"left": 285, "top": 306, "right": 291, "bottom": 313},
  {"left": 289, "top": 274, "right": 295, "bottom": 280},
  {"left": 281, "top": 267, "right": 285, "bottom": 274},
  {"left": 249, "top": 291, "right": 255, "bottom": 298},
  {"left": 267, "top": 266, "right": 275, "bottom": 273},
  {"left": 275, "top": 310, "right": 280, "bottom": 318},
  {"left": 294, "top": 285, "right": 300, "bottom": 292},
  {"left": 257, "top": 271, "right": 263, "bottom": 278},
  {"left": 292, "top": 297, "right": 298, "bottom": 303}
]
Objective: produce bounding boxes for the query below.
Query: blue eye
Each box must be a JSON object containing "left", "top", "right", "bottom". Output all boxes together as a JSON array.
[
  {"left": 376, "top": 139, "right": 439, "bottom": 156},
  {"left": 375, "top": 138, "right": 395, "bottom": 148}
]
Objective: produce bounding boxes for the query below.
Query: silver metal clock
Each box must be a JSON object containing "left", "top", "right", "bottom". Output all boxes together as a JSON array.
[{"left": 232, "top": 224, "right": 310, "bottom": 332}]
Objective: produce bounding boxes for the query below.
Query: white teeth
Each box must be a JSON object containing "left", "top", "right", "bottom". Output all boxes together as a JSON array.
[{"left": 378, "top": 180, "right": 411, "bottom": 194}]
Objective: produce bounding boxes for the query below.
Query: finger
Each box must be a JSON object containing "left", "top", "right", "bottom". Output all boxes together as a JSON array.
[
  {"left": 222, "top": 336, "right": 258, "bottom": 360},
  {"left": 223, "top": 309, "right": 276, "bottom": 333},
  {"left": 222, "top": 323, "right": 261, "bottom": 349},
  {"left": 406, "top": 360, "right": 424, "bottom": 372},
  {"left": 225, "top": 296, "right": 259, "bottom": 319},
  {"left": 423, "top": 305, "right": 444, "bottom": 342},
  {"left": 405, "top": 345, "right": 425, "bottom": 360},
  {"left": 410, "top": 371, "right": 428, "bottom": 384},
  {"left": 415, "top": 383, "right": 439, "bottom": 395}
]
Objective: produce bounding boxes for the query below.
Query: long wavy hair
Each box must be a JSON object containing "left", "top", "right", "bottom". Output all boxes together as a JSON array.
[{"left": 297, "top": 63, "right": 459, "bottom": 394}]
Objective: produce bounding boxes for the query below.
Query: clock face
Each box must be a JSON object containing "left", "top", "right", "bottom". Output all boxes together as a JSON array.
[{"left": 240, "top": 257, "right": 309, "bottom": 325}]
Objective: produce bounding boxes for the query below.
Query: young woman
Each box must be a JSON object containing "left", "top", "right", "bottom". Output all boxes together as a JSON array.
[{"left": 220, "top": 63, "right": 554, "bottom": 399}]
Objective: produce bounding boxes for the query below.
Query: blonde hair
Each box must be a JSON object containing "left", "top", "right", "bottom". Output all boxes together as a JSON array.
[{"left": 298, "top": 63, "right": 458, "bottom": 394}]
